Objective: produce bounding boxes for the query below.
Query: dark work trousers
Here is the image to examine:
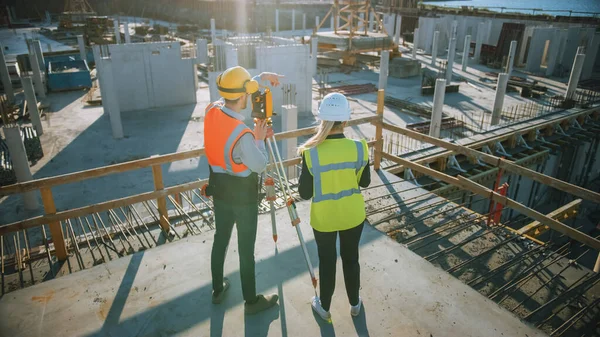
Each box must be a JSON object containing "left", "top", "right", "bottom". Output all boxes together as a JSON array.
[
  {"left": 211, "top": 199, "right": 259, "bottom": 303},
  {"left": 312, "top": 222, "right": 364, "bottom": 312}
]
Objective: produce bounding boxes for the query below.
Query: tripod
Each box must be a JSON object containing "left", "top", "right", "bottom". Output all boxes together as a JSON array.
[{"left": 263, "top": 128, "right": 318, "bottom": 295}]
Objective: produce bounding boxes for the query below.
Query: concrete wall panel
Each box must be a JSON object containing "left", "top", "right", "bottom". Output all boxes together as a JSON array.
[{"left": 104, "top": 42, "right": 197, "bottom": 113}]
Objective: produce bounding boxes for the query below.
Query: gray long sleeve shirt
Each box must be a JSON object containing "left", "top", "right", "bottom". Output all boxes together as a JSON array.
[{"left": 219, "top": 104, "right": 270, "bottom": 174}]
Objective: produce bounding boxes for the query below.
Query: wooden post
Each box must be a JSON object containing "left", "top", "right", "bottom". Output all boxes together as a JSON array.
[
  {"left": 40, "top": 187, "right": 68, "bottom": 261},
  {"left": 594, "top": 252, "right": 600, "bottom": 273},
  {"left": 374, "top": 89, "right": 385, "bottom": 170},
  {"left": 152, "top": 164, "right": 170, "bottom": 232}
]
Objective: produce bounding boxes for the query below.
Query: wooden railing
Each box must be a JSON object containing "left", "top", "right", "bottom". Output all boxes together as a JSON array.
[
  {"left": 2, "top": 89, "right": 600, "bottom": 261},
  {"left": 0, "top": 114, "right": 382, "bottom": 259}
]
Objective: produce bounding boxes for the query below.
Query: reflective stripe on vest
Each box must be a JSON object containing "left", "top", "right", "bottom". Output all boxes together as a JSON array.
[
  {"left": 204, "top": 104, "right": 253, "bottom": 177},
  {"left": 308, "top": 140, "right": 365, "bottom": 203}
]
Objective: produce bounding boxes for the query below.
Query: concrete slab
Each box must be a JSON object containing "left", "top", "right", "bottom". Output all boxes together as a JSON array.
[{"left": 0, "top": 181, "right": 546, "bottom": 337}]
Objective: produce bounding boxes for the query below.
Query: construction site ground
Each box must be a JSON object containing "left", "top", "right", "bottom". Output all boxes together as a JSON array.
[{"left": 0, "top": 168, "right": 547, "bottom": 337}]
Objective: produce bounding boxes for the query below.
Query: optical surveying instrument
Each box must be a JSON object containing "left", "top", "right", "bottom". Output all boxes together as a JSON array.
[{"left": 253, "top": 86, "right": 318, "bottom": 292}]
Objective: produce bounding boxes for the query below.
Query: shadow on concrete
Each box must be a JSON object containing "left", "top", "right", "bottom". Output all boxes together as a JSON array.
[
  {"left": 77, "top": 223, "right": 384, "bottom": 337},
  {"left": 312, "top": 311, "right": 336, "bottom": 337},
  {"left": 352, "top": 303, "right": 370, "bottom": 337},
  {"left": 95, "top": 250, "right": 145, "bottom": 337}
]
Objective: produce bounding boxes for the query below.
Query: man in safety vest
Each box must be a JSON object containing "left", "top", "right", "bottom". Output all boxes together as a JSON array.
[{"left": 203, "top": 66, "right": 283, "bottom": 315}]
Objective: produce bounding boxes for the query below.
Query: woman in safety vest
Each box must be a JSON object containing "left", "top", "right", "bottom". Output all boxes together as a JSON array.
[{"left": 297, "top": 92, "right": 370, "bottom": 321}]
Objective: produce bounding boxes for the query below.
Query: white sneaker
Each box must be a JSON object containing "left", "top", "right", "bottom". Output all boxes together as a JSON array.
[
  {"left": 350, "top": 297, "right": 362, "bottom": 317},
  {"left": 311, "top": 296, "right": 331, "bottom": 321}
]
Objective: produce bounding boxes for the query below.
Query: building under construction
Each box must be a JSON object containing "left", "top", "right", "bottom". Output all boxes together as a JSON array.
[{"left": 0, "top": 0, "right": 600, "bottom": 336}]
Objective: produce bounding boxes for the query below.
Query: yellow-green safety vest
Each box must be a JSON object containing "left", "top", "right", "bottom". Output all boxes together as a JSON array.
[{"left": 305, "top": 138, "right": 369, "bottom": 232}]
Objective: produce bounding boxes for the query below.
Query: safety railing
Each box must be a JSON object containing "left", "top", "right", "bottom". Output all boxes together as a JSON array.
[
  {"left": 2, "top": 88, "right": 600, "bottom": 264},
  {"left": 0, "top": 114, "right": 382, "bottom": 261}
]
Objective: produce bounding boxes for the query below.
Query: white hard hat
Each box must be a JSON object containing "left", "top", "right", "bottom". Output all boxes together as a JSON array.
[{"left": 318, "top": 93, "right": 351, "bottom": 122}]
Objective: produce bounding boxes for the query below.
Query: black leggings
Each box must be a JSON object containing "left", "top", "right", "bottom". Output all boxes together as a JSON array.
[{"left": 313, "top": 222, "right": 364, "bottom": 312}]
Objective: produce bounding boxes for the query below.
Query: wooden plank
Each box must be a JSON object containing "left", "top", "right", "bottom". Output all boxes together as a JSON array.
[
  {"left": 0, "top": 141, "right": 378, "bottom": 236},
  {"left": 0, "top": 179, "right": 209, "bottom": 236},
  {"left": 374, "top": 90, "right": 384, "bottom": 170},
  {"left": 381, "top": 152, "right": 600, "bottom": 251},
  {"left": 0, "top": 114, "right": 380, "bottom": 197},
  {"left": 516, "top": 199, "right": 581, "bottom": 236},
  {"left": 40, "top": 187, "right": 67, "bottom": 261},
  {"left": 151, "top": 164, "right": 170, "bottom": 232},
  {"left": 382, "top": 122, "right": 600, "bottom": 204}
]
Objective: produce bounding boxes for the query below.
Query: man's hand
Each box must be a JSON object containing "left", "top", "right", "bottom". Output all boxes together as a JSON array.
[
  {"left": 260, "top": 72, "right": 284, "bottom": 87},
  {"left": 253, "top": 119, "right": 269, "bottom": 140},
  {"left": 266, "top": 127, "right": 275, "bottom": 139}
]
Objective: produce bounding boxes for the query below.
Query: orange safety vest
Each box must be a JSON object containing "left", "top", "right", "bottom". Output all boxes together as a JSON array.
[{"left": 204, "top": 102, "right": 254, "bottom": 177}]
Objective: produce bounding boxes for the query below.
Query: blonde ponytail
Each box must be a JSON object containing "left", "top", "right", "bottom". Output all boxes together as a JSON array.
[{"left": 297, "top": 120, "right": 336, "bottom": 156}]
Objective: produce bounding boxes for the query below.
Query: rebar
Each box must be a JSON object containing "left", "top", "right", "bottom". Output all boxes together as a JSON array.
[{"left": 550, "top": 296, "right": 600, "bottom": 336}]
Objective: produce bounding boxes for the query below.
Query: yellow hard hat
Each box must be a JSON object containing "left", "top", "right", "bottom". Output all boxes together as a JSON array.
[{"left": 216, "top": 66, "right": 259, "bottom": 100}]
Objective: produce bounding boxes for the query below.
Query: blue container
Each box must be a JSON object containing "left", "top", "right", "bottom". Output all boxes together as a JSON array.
[{"left": 48, "top": 60, "right": 93, "bottom": 92}]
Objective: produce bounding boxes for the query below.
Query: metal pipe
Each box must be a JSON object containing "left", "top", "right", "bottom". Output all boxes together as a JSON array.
[
  {"left": 76, "top": 217, "right": 97, "bottom": 263},
  {"left": 40, "top": 225, "right": 55, "bottom": 277},
  {"left": 67, "top": 219, "right": 85, "bottom": 270},
  {"left": 13, "top": 234, "right": 23, "bottom": 288},
  {"left": 534, "top": 274, "right": 600, "bottom": 327},
  {"left": 22, "top": 229, "right": 35, "bottom": 284},
  {"left": 81, "top": 216, "right": 107, "bottom": 262},
  {"left": 551, "top": 295, "right": 600, "bottom": 336},
  {"left": 488, "top": 241, "right": 573, "bottom": 300}
]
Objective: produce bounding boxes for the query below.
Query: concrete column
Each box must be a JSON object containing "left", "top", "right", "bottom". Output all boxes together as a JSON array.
[
  {"left": 431, "top": 31, "right": 439, "bottom": 67},
  {"left": 210, "top": 18, "right": 216, "bottom": 42},
  {"left": 315, "top": 16, "right": 320, "bottom": 31},
  {"left": 311, "top": 37, "right": 318, "bottom": 76},
  {"left": 21, "top": 77, "right": 42, "bottom": 135},
  {"left": 330, "top": 16, "right": 334, "bottom": 30},
  {"left": 369, "top": 12, "right": 375, "bottom": 32},
  {"left": 77, "top": 35, "right": 86, "bottom": 63},
  {"left": 394, "top": 15, "right": 402, "bottom": 45},
  {"left": 491, "top": 73, "right": 509, "bottom": 126},
  {"left": 31, "top": 40, "right": 45, "bottom": 71},
  {"left": 113, "top": 20, "right": 121, "bottom": 44},
  {"left": 29, "top": 49, "right": 45, "bottom": 99},
  {"left": 429, "top": 79, "right": 446, "bottom": 138},
  {"left": 378, "top": 50, "right": 390, "bottom": 90},
  {"left": 275, "top": 9, "right": 279, "bottom": 32},
  {"left": 45, "top": 11, "right": 51, "bottom": 24},
  {"left": 0, "top": 43, "right": 14, "bottom": 102},
  {"left": 303, "top": 13, "right": 306, "bottom": 35},
  {"left": 506, "top": 40, "right": 517, "bottom": 77},
  {"left": 292, "top": 9, "right": 295, "bottom": 31},
  {"left": 124, "top": 21, "right": 131, "bottom": 44},
  {"left": 4, "top": 127, "right": 38, "bottom": 210},
  {"left": 462, "top": 35, "right": 471, "bottom": 71},
  {"left": 445, "top": 37, "right": 456, "bottom": 82},
  {"left": 358, "top": 13, "right": 364, "bottom": 31},
  {"left": 101, "top": 59, "right": 124, "bottom": 139},
  {"left": 160, "top": 35, "right": 165, "bottom": 42},
  {"left": 566, "top": 51, "right": 586, "bottom": 100},
  {"left": 474, "top": 22, "right": 484, "bottom": 62},
  {"left": 412, "top": 28, "right": 419, "bottom": 59},
  {"left": 47, "top": 43, "right": 52, "bottom": 52},
  {"left": 282, "top": 104, "right": 298, "bottom": 179},
  {"left": 582, "top": 34, "right": 600, "bottom": 80},
  {"left": 336, "top": 15, "right": 340, "bottom": 31}
]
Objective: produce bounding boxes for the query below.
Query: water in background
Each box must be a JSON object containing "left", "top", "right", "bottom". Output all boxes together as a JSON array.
[{"left": 424, "top": 0, "right": 600, "bottom": 16}]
